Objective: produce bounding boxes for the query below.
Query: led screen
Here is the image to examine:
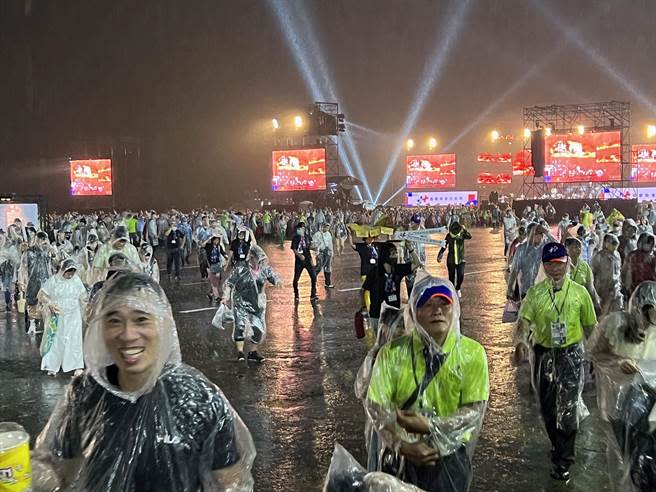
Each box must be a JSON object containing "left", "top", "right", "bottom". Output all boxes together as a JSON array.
[
  {"left": 0, "top": 203, "right": 39, "bottom": 232},
  {"left": 70, "top": 159, "right": 113, "bottom": 196},
  {"left": 513, "top": 150, "right": 534, "bottom": 176},
  {"left": 406, "top": 154, "right": 456, "bottom": 189},
  {"left": 405, "top": 191, "right": 477, "bottom": 206},
  {"left": 477, "top": 173, "right": 512, "bottom": 185},
  {"left": 543, "top": 131, "right": 621, "bottom": 182},
  {"left": 272, "top": 148, "right": 326, "bottom": 191},
  {"left": 632, "top": 144, "right": 656, "bottom": 183},
  {"left": 477, "top": 152, "right": 511, "bottom": 163}
]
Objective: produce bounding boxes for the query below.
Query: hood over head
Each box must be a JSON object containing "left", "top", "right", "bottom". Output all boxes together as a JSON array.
[{"left": 85, "top": 273, "right": 182, "bottom": 402}]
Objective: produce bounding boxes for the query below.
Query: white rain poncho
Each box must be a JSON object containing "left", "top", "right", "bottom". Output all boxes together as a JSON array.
[
  {"left": 591, "top": 235, "right": 623, "bottom": 315},
  {"left": 224, "top": 245, "right": 280, "bottom": 344},
  {"left": 589, "top": 281, "right": 656, "bottom": 491},
  {"left": 33, "top": 273, "right": 255, "bottom": 491},
  {"left": 0, "top": 233, "right": 20, "bottom": 294},
  {"left": 38, "top": 258, "right": 87, "bottom": 374},
  {"left": 361, "top": 272, "right": 489, "bottom": 492},
  {"left": 506, "top": 225, "right": 548, "bottom": 299},
  {"left": 323, "top": 444, "right": 424, "bottom": 492}
]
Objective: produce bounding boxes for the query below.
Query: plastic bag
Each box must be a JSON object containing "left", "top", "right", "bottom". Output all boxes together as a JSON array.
[
  {"left": 501, "top": 299, "right": 519, "bottom": 323},
  {"left": 323, "top": 443, "right": 424, "bottom": 492},
  {"left": 212, "top": 304, "right": 234, "bottom": 330}
]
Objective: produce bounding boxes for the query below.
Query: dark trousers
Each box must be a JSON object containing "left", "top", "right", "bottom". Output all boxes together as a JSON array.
[
  {"left": 167, "top": 249, "right": 182, "bottom": 278},
  {"left": 533, "top": 344, "right": 583, "bottom": 468},
  {"left": 447, "top": 262, "right": 465, "bottom": 291},
  {"left": 403, "top": 446, "right": 471, "bottom": 492},
  {"left": 293, "top": 261, "right": 317, "bottom": 298}
]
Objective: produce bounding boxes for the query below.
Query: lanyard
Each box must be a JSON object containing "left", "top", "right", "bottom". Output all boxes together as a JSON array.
[
  {"left": 369, "top": 245, "right": 378, "bottom": 259},
  {"left": 384, "top": 273, "right": 396, "bottom": 294},
  {"left": 548, "top": 280, "right": 571, "bottom": 321}
]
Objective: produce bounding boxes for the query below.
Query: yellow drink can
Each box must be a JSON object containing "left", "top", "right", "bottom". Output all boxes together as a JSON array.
[{"left": 0, "top": 423, "right": 31, "bottom": 491}]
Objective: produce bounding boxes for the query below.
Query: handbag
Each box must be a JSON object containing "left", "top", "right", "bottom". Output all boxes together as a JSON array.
[{"left": 502, "top": 299, "right": 519, "bottom": 323}]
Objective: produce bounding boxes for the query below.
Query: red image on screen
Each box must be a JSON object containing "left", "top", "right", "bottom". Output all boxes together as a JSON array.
[
  {"left": 70, "top": 159, "right": 113, "bottom": 196},
  {"left": 272, "top": 148, "right": 326, "bottom": 192},
  {"left": 406, "top": 154, "right": 456, "bottom": 189},
  {"left": 477, "top": 173, "right": 512, "bottom": 185},
  {"left": 632, "top": 144, "right": 656, "bottom": 183},
  {"left": 512, "top": 150, "right": 534, "bottom": 176},
  {"left": 543, "top": 131, "right": 621, "bottom": 182},
  {"left": 477, "top": 152, "right": 512, "bottom": 163}
]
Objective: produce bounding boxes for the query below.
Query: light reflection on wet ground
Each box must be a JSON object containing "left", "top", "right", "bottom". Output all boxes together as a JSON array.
[{"left": 0, "top": 229, "right": 609, "bottom": 491}]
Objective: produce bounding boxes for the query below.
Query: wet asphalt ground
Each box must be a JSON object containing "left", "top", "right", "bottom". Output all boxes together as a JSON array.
[{"left": 0, "top": 228, "right": 610, "bottom": 491}]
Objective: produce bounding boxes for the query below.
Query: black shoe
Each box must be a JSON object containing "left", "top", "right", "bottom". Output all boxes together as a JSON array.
[
  {"left": 207, "top": 293, "right": 213, "bottom": 301},
  {"left": 175, "top": 276, "right": 181, "bottom": 282},
  {"left": 237, "top": 351, "right": 246, "bottom": 362},
  {"left": 550, "top": 465, "right": 570, "bottom": 481},
  {"left": 247, "top": 351, "right": 265, "bottom": 363},
  {"left": 215, "top": 298, "right": 223, "bottom": 305}
]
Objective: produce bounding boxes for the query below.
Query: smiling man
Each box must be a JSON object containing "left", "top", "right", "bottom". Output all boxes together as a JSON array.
[
  {"left": 514, "top": 242, "right": 597, "bottom": 482},
  {"left": 34, "top": 273, "right": 255, "bottom": 491}
]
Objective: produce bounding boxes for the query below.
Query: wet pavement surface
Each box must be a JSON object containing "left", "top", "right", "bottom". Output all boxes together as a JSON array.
[{"left": 0, "top": 229, "right": 610, "bottom": 491}]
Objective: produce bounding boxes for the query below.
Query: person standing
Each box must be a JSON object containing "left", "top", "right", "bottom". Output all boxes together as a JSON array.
[
  {"left": 591, "top": 233, "right": 623, "bottom": 315},
  {"left": 291, "top": 222, "right": 317, "bottom": 303},
  {"left": 0, "top": 232, "right": 20, "bottom": 311},
  {"left": 38, "top": 259, "right": 87, "bottom": 377},
  {"left": 348, "top": 231, "right": 380, "bottom": 313},
  {"left": 506, "top": 223, "right": 548, "bottom": 301},
  {"left": 205, "top": 233, "right": 227, "bottom": 302},
  {"left": 502, "top": 208, "right": 518, "bottom": 256},
  {"left": 18, "top": 231, "right": 55, "bottom": 335},
  {"left": 313, "top": 222, "right": 335, "bottom": 288},
  {"left": 514, "top": 242, "right": 597, "bottom": 481},
  {"left": 621, "top": 232, "right": 656, "bottom": 298},
  {"left": 138, "top": 243, "right": 160, "bottom": 284},
  {"left": 437, "top": 222, "right": 472, "bottom": 298},
  {"left": 165, "top": 219, "right": 186, "bottom": 282}
]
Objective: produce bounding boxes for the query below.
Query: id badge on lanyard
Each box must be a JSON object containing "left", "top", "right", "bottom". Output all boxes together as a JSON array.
[{"left": 549, "top": 283, "right": 570, "bottom": 347}]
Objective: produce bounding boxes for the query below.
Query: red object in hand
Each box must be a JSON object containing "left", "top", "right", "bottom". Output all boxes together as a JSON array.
[{"left": 354, "top": 310, "right": 366, "bottom": 339}]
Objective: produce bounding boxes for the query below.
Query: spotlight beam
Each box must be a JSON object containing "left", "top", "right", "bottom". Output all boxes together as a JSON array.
[
  {"left": 381, "top": 184, "right": 406, "bottom": 207},
  {"left": 374, "top": 0, "right": 475, "bottom": 204},
  {"left": 346, "top": 122, "right": 389, "bottom": 139},
  {"left": 531, "top": 0, "right": 656, "bottom": 113}
]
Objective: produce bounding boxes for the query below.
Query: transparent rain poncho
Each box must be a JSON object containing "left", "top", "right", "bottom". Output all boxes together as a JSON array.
[
  {"left": 18, "top": 233, "right": 54, "bottom": 306},
  {"left": 506, "top": 225, "right": 548, "bottom": 299},
  {"left": 0, "top": 232, "right": 20, "bottom": 284},
  {"left": 323, "top": 444, "right": 424, "bottom": 492},
  {"left": 591, "top": 235, "right": 623, "bottom": 315},
  {"left": 33, "top": 273, "right": 255, "bottom": 491},
  {"left": 589, "top": 281, "right": 656, "bottom": 491},
  {"left": 90, "top": 227, "right": 141, "bottom": 285},
  {"left": 360, "top": 272, "right": 489, "bottom": 492},
  {"left": 224, "top": 245, "right": 280, "bottom": 344}
]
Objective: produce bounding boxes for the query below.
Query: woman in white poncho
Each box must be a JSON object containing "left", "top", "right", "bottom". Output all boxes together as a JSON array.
[{"left": 38, "top": 258, "right": 88, "bottom": 376}]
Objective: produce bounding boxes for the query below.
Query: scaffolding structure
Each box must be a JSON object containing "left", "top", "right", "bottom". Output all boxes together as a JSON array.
[
  {"left": 273, "top": 102, "right": 341, "bottom": 176},
  {"left": 521, "top": 101, "right": 632, "bottom": 199}
]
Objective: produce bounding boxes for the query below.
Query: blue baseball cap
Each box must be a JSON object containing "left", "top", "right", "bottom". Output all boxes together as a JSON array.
[
  {"left": 411, "top": 213, "right": 422, "bottom": 224},
  {"left": 542, "top": 242, "right": 568, "bottom": 263},
  {"left": 416, "top": 284, "right": 453, "bottom": 308}
]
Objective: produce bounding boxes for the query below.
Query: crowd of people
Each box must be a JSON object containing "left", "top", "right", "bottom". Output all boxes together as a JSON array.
[{"left": 3, "top": 199, "right": 656, "bottom": 490}]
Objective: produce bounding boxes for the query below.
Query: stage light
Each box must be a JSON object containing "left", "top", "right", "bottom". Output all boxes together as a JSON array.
[
  {"left": 523, "top": 128, "right": 532, "bottom": 139},
  {"left": 490, "top": 130, "right": 500, "bottom": 142},
  {"left": 406, "top": 139, "right": 415, "bottom": 151},
  {"left": 577, "top": 125, "right": 585, "bottom": 135},
  {"left": 293, "top": 116, "right": 303, "bottom": 129},
  {"left": 648, "top": 125, "right": 656, "bottom": 138},
  {"left": 272, "top": 118, "right": 280, "bottom": 130},
  {"left": 428, "top": 137, "right": 437, "bottom": 150},
  {"left": 545, "top": 127, "right": 552, "bottom": 136},
  {"left": 373, "top": 0, "right": 473, "bottom": 204}
]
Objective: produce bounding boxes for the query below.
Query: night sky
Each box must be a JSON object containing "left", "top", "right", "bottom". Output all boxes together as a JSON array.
[{"left": 2, "top": 0, "right": 656, "bottom": 209}]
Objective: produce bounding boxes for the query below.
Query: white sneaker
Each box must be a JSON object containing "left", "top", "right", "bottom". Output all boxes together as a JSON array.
[
  {"left": 27, "top": 321, "right": 37, "bottom": 335},
  {"left": 457, "top": 290, "right": 462, "bottom": 298}
]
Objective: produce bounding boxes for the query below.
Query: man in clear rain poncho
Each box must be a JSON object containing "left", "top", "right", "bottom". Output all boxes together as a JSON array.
[
  {"left": 223, "top": 245, "right": 281, "bottom": 362},
  {"left": 514, "top": 242, "right": 597, "bottom": 481},
  {"left": 506, "top": 223, "right": 549, "bottom": 301},
  {"left": 38, "top": 258, "right": 88, "bottom": 377},
  {"left": 18, "top": 231, "right": 55, "bottom": 335},
  {"left": 0, "top": 231, "right": 20, "bottom": 311},
  {"left": 361, "top": 272, "right": 489, "bottom": 492},
  {"left": 588, "top": 281, "right": 656, "bottom": 491},
  {"left": 592, "top": 233, "right": 624, "bottom": 315},
  {"left": 33, "top": 272, "right": 255, "bottom": 491},
  {"left": 90, "top": 225, "right": 140, "bottom": 285}
]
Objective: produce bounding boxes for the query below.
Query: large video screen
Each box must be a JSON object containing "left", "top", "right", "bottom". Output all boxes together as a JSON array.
[
  {"left": 405, "top": 191, "right": 477, "bottom": 207},
  {"left": 406, "top": 154, "right": 456, "bottom": 189},
  {"left": 272, "top": 148, "right": 326, "bottom": 192},
  {"left": 70, "top": 159, "right": 113, "bottom": 196},
  {"left": 543, "top": 131, "right": 621, "bottom": 182},
  {"left": 477, "top": 152, "right": 511, "bottom": 163},
  {"left": 632, "top": 144, "right": 656, "bottom": 183},
  {"left": 513, "top": 150, "right": 534, "bottom": 176},
  {"left": 0, "top": 203, "right": 39, "bottom": 232},
  {"left": 477, "top": 173, "right": 512, "bottom": 185}
]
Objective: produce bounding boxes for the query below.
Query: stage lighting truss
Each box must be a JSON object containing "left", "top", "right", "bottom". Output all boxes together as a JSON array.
[{"left": 521, "top": 100, "right": 632, "bottom": 199}]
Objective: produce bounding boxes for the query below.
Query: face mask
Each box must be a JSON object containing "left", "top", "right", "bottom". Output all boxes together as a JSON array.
[{"left": 297, "top": 228, "right": 305, "bottom": 235}]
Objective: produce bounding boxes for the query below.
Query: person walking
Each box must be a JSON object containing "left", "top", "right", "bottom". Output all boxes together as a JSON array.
[
  {"left": 437, "top": 222, "right": 472, "bottom": 298},
  {"left": 291, "top": 222, "right": 317, "bottom": 303}
]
